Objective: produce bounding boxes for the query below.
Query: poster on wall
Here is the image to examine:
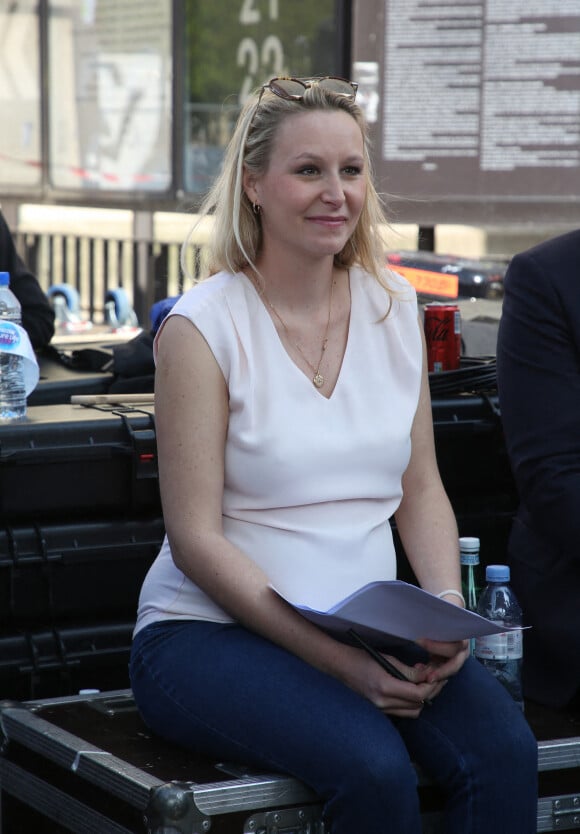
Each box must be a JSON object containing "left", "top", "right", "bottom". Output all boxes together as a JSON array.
[{"left": 372, "top": 0, "right": 580, "bottom": 223}]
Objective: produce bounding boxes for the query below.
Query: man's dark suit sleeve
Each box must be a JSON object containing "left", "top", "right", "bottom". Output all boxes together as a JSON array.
[
  {"left": 0, "top": 212, "right": 55, "bottom": 350},
  {"left": 497, "top": 240, "right": 580, "bottom": 557}
]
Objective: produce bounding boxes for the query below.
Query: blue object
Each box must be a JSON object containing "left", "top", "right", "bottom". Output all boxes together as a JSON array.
[
  {"left": 486, "top": 564, "right": 510, "bottom": 583},
  {"left": 104, "top": 287, "right": 138, "bottom": 328},
  {"left": 150, "top": 296, "right": 181, "bottom": 334},
  {"left": 47, "top": 284, "right": 81, "bottom": 313}
]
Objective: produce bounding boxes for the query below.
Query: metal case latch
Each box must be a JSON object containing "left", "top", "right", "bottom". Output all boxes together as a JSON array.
[
  {"left": 244, "top": 805, "right": 325, "bottom": 833},
  {"left": 117, "top": 410, "right": 158, "bottom": 480},
  {"left": 552, "top": 795, "right": 580, "bottom": 828}
]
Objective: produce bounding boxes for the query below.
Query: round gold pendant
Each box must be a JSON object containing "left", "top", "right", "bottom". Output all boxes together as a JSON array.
[{"left": 313, "top": 372, "right": 324, "bottom": 388}]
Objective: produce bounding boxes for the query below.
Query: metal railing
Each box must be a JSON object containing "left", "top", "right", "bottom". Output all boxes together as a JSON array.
[{"left": 14, "top": 229, "right": 206, "bottom": 329}]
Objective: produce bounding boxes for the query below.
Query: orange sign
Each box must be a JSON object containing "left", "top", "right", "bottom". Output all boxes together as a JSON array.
[{"left": 389, "top": 265, "right": 459, "bottom": 298}]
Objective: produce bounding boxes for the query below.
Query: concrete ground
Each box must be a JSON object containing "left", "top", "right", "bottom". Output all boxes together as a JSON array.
[{"left": 457, "top": 297, "right": 502, "bottom": 357}]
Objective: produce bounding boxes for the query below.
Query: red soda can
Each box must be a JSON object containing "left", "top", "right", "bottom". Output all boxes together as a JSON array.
[{"left": 424, "top": 303, "right": 461, "bottom": 372}]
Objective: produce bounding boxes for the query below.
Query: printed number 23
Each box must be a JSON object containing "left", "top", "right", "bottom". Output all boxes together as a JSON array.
[{"left": 238, "top": 36, "right": 284, "bottom": 102}]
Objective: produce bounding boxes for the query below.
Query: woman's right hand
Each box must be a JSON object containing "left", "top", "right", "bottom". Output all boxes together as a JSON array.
[{"left": 341, "top": 645, "right": 445, "bottom": 717}]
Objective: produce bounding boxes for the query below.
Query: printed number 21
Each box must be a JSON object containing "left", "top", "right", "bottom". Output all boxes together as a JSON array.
[{"left": 239, "top": 0, "right": 279, "bottom": 24}]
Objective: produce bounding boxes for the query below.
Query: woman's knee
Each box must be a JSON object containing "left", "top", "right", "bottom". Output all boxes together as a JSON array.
[
  {"left": 495, "top": 710, "right": 538, "bottom": 779},
  {"left": 477, "top": 696, "right": 538, "bottom": 769},
  {"left": 320, "top": 732, "right": 422, "bottom": 823}
]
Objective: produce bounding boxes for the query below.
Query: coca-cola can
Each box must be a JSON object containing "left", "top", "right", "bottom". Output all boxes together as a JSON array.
[{"left": 424, "top": 303, "right": 461, "bottom": 373}]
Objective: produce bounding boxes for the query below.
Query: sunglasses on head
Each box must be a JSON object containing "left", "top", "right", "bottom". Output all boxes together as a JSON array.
[
  {"left": 261, "top": 76, "right": 358, "bottom": 101},
  {"left": 246, "top": 76, "right": 358, "bottom": 137}
]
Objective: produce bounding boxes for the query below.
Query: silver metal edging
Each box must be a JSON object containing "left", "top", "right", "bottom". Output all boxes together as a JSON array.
[
  {"left": 538, "top": 737, "right": 580, "bottom": 772},
  {"left": 192, "top": 772, "right": 319, "bottom": 815},
  {"left": 1, "top": 707, "right": 162, "bottom": 810}
]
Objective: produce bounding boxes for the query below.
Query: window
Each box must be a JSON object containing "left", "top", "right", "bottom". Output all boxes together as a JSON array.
[
  {"left": 184, "top": 0, "right": 337, "bottom": 193},
  {"left": 47, "top": 0, "right": 172, "bottom": 192}
]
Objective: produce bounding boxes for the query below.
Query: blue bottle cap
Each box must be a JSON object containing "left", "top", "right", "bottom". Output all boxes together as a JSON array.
[
  {"left": 0, "top": 272, "right": 10, "bottom": 286},
  {"left": 486, "top": 564, "right": 510, "bottom": 582}
]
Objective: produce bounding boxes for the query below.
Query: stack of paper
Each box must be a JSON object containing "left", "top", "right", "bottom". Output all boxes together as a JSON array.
[{"left": 272, "top": 580, "right": 524, "bottom": 648}]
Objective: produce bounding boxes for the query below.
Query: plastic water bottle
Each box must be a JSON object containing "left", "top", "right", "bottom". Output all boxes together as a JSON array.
[
  {"left": 460, "top": 536, "right": 482, "bottom": 654},
  {"left": 474, "top": 564, "right": 524, "bottom": 710},
  {"left": 0, "top": 271, "right": 27, "bottom": 420}
]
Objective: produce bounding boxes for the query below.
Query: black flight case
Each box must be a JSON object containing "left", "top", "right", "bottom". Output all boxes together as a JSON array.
[
  {"left": 0, "top": 689, "right": 579, "bottom": 833},
  {"left": 0, "top": 401, "right": 160, "bottom": 523},
  {"left": 0, "top": 401, "right": 164, "bottom": 701}
]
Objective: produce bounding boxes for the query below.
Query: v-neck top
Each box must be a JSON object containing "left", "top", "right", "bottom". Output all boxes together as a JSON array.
[{"left": 134, "top": 266, "right": 422, "bottom": 633}]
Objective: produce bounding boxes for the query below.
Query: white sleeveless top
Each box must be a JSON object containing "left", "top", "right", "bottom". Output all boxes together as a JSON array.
[{"left": 134, "top": 266, "right": 422, "bottom": 634}]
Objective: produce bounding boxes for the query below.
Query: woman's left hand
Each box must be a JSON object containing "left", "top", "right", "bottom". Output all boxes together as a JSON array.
[{"left": 414, "top": 638, "right": 470, "bottom": 685}]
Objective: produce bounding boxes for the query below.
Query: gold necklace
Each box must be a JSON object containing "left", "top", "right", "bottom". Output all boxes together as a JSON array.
[{"left": 254, "top": 276, "right": 336, "bottom": 389}]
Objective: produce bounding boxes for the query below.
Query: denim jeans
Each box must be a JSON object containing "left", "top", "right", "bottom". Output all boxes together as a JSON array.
[{"left": 130, "top": 620, "right": 538, "bottom": 834}]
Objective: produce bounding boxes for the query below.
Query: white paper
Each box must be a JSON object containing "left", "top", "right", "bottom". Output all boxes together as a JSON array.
[{"left": 272, "top": 580, "right": 524, "bottom": 648}]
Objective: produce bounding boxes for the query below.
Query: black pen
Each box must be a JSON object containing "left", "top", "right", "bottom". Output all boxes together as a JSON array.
[{"left": 348, "top": 628, "right": 433, "bottom": 707}]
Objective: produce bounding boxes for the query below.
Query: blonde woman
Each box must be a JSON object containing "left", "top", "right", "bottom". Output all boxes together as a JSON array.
[{"left": 131, "top": 77, "right": 537, "bottom": 833}]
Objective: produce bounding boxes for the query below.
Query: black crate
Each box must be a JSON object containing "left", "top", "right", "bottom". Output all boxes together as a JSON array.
[
  {"left": 0, "top": 517, "right": 164, "bottom": 627},
  {"left": 431, "top": 393, "right": 516, "bottom": 511},
  {"left": 0, "top": 403, "right": 160, "bottom": 523},
  {"left": 0, "top": 622, "right": 135, "bottom": 702}
]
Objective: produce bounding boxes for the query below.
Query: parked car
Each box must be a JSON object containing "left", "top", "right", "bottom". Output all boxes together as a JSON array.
[{"left": 386, "top": 250, "right": 506, "bottom": 301}]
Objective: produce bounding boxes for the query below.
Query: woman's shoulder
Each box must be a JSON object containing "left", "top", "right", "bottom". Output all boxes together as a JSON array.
[
  {"left": 154, "top": 270, "right": 249, "bottom": 367},
  {"left": 173, "top": 270, "right": 241, "bottom": 314},
  {"left": 166, "top": 271, "right": 257, "bottom": 331}
]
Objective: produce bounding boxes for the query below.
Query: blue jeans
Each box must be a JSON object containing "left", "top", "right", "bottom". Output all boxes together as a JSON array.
[{"left": 130, "top": 620, "right": 538, "bottom": 834}]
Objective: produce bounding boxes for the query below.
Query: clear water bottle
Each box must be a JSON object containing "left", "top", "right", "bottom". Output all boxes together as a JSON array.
[
  {"left": 460, "top": 536, "right": 482, "bottom": 654},
  {"left": 0, "top": 271, "right": 27, "bottom": 420},
  {"left": 474, "top": 564, "right": 524, "bottom": 710}
]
